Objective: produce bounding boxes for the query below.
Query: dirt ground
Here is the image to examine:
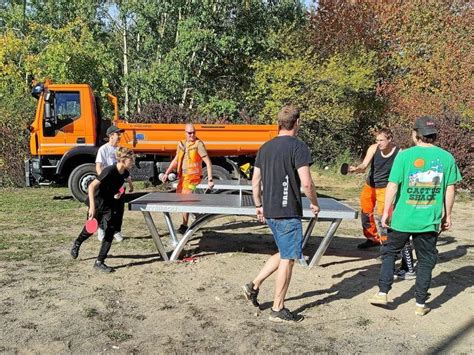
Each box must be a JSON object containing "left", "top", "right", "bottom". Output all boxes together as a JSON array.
[{"left": 0, "top": 184, "right": 472, "bottom": 354}]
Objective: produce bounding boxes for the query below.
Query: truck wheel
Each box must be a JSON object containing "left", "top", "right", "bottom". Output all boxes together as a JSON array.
[
  {"left": 203, "top": 165, "right": 232, "bottom": 181},
  {"left": 68, "top": 163, "right": 97, "bottom": 202}
]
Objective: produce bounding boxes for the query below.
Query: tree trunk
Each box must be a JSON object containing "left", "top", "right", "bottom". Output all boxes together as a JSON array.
[
  {"left": 122, "top": 13, "right": 129, "bottom": 120},
  {"left": 136, "top": 32, "right": 141, "bottom": 114}
]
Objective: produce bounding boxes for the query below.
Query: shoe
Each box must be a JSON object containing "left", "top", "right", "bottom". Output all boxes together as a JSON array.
[
  {"left": 177, "top": 224, "right": 188, "bottom": 234},
  {"left": 368, "top": 292, "right": 388, "bottom": 305},
  {"left": 93, "top": 260, "right": 114, "bottom": 273},
  {"left": 70, "top": 241, "right": 81, "bottom": 259},
  {"left": 415, "top": 305, "right": 431, "bottom": 316},
  {"left": 113, "top": 232, "right": 123, "bottom": 242},
  {"left": 358, "top": 239, "right": 380, "bottom": 249},
  {"left": 242, "top": 282, "right": 260, "bottom": 308},
  {"left": 97, "top": 228, "right": 105, "bottom": 241},
  {"left": 268, "top": 308, "right": 303, "bottom": 323},
  {"left": 394, "top": 269, "right": 416, "bottom": 280}
]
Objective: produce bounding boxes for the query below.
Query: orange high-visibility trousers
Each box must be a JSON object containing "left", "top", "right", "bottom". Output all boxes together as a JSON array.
[
  {"left": 176, "top": 173, "right": 201, "bottom": 194},
  {"left": 360, "top": 183, "right": 388, "bottom": 243}
]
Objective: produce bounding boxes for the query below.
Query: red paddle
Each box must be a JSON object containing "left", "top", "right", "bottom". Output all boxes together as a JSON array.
[
  {"left": 340, "top": 163, "right": 349, "bottom": 175},
  {"left": 85, "top": 218, "right": 99, "bottom": 234}
]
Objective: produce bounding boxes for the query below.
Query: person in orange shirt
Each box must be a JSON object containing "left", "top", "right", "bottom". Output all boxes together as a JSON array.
[{"left": 161, "top": 123, "right": 214, "bottom": 233}]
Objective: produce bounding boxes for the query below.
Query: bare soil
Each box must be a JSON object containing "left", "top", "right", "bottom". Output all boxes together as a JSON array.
[{"left": 0, "top": 187, "right": 472, "bottom": 354}]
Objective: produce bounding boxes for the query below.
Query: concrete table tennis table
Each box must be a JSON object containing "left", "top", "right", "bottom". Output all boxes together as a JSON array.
[{"left": 129, "top": 191, "right": 358, "bottom": 267}]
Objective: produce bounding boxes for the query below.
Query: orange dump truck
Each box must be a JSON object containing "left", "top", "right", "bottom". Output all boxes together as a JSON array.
[{"left": 26, "top": 81, "right": 278, "bottom": 201}]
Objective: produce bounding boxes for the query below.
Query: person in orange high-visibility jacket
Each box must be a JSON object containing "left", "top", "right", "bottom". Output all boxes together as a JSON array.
[{"left": 161, "top": 123, "right": 214, "bottom": 234}]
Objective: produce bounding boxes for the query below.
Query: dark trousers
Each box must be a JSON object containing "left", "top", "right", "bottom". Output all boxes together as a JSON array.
[
  {"left": 100, "top": 196, "right": 124, "bottom": 233},
  {"left": 379, "top": 229, "right": 438, "bottom": 304},
  {"left": 113, "top": 198, "right": 125, "bottom": 232},
  {"left": 75, "top": 209, "right": 116, "bottom": 262}
]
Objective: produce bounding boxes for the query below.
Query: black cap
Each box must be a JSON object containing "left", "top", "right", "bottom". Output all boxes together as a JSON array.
[
  {"left": 106, "top": 125, "right": 124, "bottom": 136},
  {"left": 414, "top": 116, "right": 437, "bottom": 136}
]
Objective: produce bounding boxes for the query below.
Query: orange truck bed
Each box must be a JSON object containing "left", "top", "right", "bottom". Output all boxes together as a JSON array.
[{"left": 116, "top": 122, "right": 278, "bottom": 156}]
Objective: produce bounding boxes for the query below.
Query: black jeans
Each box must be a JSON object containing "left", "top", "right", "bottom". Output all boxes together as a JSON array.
[
  {"left": 379, "top": 229, "right": 438, "bottom": 304},
  {"left": 113, "top": 197, "right": 125, "bottom": 233},
  {"left": 75, "top": 208, "right": 116, "bottom": 262}
]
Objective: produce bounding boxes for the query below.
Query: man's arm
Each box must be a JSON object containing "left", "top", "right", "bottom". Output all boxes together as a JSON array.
[
  {"left": 96, "top": 162, "right": 103, "bottom": 175},
  {"left": 202, "top": 155, "right": 214, "bottom": 189},
  {"left": 441, "top": 185, "right": 456, "bottom": 231},
  {"left": 252, "top": 167, "right": 265, "bottom": 222},
  {"left": 161, "top": 156, "right": 178, "bottom": 182},
  {"left": 297, "top": 165, "right": 320, "bottom": 215},
  {"left": 381, "top": 182, "right": 398, "bottom": 228},
  {"left": 87, "top": 179, "right": 100, "bottom": 219},
  {"left": 349, "top": 144, "right": 377, "bottom": 173}
]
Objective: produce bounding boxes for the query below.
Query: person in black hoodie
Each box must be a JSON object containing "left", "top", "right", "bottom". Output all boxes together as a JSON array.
[{"left": 70, "top": 147, "right": 135, "bottom": 272}]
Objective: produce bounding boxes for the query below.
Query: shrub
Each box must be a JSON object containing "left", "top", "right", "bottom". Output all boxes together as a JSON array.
[{"left": 0, "top": 123, "right": 29, "bottom": 187}]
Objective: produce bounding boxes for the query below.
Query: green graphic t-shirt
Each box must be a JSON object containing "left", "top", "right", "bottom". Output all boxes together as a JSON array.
[{"left": 388, "top": 145, "right": 462, "bottom": 233}]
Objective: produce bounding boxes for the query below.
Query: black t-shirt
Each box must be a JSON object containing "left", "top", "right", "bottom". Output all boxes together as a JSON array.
[
  {"left": 255, "top": 136, "right": 313, "bottom": 218},
  {"left": 367, "top": 147, "right": 400, "bottom": 188},
  {"left": 86, "top": 164, "right": 130, "bottom": 210}
]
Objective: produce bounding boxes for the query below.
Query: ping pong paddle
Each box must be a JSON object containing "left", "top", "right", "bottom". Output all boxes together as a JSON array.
[
  {"left": 85, "top": 218, "right": 98, "bottom": 234},
  {"left": 340, "top": 163, "right": 349, "bottom": 175}
]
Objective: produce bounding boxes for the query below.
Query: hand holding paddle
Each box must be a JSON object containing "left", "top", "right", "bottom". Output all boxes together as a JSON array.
[
  {"left": 114, "top": 186, "right": 125, "bottom": 199},
  {"left": 85, "top": 217, "right": 98, "bottom": 234}
]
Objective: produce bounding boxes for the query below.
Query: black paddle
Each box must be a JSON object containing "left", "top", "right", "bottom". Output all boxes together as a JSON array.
[{"left": 340, "top": 163, "right": 349, "bottom": 175}]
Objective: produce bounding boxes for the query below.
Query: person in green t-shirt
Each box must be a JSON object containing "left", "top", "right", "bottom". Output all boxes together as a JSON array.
[{"left": 368, "top": 116, "right": 462, "bottom": 316}]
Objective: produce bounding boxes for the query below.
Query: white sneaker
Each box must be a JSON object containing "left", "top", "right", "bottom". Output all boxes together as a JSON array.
[
  {"left": 113, "top": 232, "right": 123, "bottom": 242},
  {"left": 97, "top": 228, "right": 105, "bottom": 241}
]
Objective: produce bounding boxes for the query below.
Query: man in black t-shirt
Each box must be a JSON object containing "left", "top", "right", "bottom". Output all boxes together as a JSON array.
[
  {"left": 70, "top": 147, "right": 135, "bottom": 273},
  {"left": 242, "top": 106, "right": 320, "bottom": 323}
]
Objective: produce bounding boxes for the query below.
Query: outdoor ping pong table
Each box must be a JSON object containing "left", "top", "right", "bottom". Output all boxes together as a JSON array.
[{"left": 129, "top": 191, "right": 358, "bottom": 267}]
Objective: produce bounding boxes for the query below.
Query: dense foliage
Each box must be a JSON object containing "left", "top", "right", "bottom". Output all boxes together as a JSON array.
[{"left": 0, "top": 0, "right": 472, "bottom": 189}]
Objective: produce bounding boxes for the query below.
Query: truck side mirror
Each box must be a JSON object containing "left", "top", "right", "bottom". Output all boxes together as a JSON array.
[{"left": 44, "top": 91, "right": 56, "bottom": 125}]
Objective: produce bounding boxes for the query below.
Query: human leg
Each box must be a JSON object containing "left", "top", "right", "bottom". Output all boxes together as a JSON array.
[
  {"left": 374, "top": 187, "right": 387, "bottom": 243},
  {"left": 112, "top": 196, "right": 125, "bottom": 241},
  {"left": 369, "top": 229, "right": 409, "bottom": 305},
  {"left": 252, "top": 253, "right": 281, "bottom": 289},
  {"left": 268, "top": 218, "right": 302, "bottom": 312},
  {"left": 378, "top": 229, "right": 410, "bottom": 293},
  {"left": 176, "top": 176, "right": 197, "bottom": 230},
  {"left": 359, "top": 184, "right": 380, "bottom": 248},
  {"left": 242, "top": 252, "right": 280, "bottom": 308},
  {"left": 71, "top": 212, "right": 95, "bottom": 259},
  {"left": 95, "top": 210, "right": 115, "bottom": 272},
  {"left": 273, "top": 258, "right": 295, "bottom": 311},
  {"left": 412, "top": 232, "right": 438, "bottom": 306}
]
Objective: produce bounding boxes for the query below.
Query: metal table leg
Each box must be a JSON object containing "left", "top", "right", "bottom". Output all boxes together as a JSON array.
[
  {"left": 302, "top": 217, "right": 317, "bottom": 248},
  {"left": 142, "top": 211, "right": 169, "bottom": 261},
  {"left": 307, "top": 219, "right": 342, "bottom": 268},
  {"left": 163, "top": 212, "right": 179, "bottom": 247},
  {"left": 169, "top": 214, "right": 224, "bottom": 261}
]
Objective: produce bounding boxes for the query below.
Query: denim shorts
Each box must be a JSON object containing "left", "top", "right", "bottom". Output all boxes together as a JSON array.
[{"left": 266, "top": 218, "right": 303, "bottom": 260}]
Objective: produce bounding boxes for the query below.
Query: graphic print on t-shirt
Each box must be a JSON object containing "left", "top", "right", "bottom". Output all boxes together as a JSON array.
[
  {"left": 282, "top": 175, "right": 289, "bottom": 207},
  {"left": 406, "top": 157, "right": 444, "bottom": 205}
]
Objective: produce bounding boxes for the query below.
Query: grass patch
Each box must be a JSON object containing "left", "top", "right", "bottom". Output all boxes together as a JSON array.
[
  {"left": 107, "top": 330, "right": 133, "bottom": 342},
  {"left": 356, "top": 317, "right": 373, "bottom": 327},
  {"left": 84, "top": 307, "right": 99, "bottom": 318}
]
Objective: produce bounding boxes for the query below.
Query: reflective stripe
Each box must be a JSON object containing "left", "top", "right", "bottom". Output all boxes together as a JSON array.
[
  {"left": 127, "top": 140, "right": 266, "bottom": 145},
  {"left": 40, "top": 143, "right": 94, "bottom": 147}
]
